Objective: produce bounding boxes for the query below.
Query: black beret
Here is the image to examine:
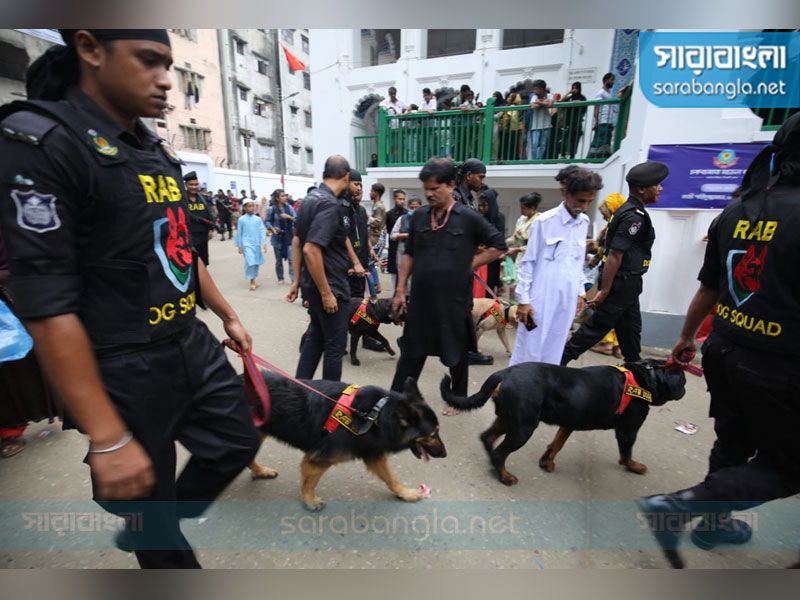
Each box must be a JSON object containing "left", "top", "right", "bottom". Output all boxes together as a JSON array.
[
  {"left": 349, "top": 169, "right": 362, "bottom": 182},
  {"left": 182, "top": 171, "right": 198, "bottom": 182},
  {"left": 626, "top": 162, "right": 669, "bottom": 188}
]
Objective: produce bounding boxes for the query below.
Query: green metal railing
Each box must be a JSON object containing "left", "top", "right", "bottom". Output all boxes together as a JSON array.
[
  {"left": 354, "top": 135, "right": 378, "bottom": 174},
  {"left": 753, "top": 106, "right": 798, "bottom": 131},
  {"left": 372, "top": 93, "right": 632, "bottom": 168}
]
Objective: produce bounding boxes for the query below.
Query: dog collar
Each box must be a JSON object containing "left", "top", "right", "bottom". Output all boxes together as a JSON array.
[
  {"left": 351, "top": 300, "right": 378, "bottom": 326},
  {"left": 478, "top": 301, "right": 507, "bottom": 327},
  {"left": 611, "top": 365, "right": 652, "bottom": 414},
  {"left": 324, "top": 384, "right": 361, "bottom": 434}
]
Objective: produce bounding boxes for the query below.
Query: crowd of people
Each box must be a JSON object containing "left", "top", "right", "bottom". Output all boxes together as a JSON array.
[
  {"left": 377, "top": 79, "right": 630, "bottom": 166},
  {"left": 1, "top": 29, "right": 798, "bottom": 572}
]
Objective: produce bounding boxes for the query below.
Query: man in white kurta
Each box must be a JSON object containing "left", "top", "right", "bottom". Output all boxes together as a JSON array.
[{"left": 509, "top": 201, "right": 590, "bottom": 366}]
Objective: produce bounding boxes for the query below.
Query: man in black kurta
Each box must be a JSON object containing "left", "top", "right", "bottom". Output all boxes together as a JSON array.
[{"left": 391, "top": 158, "right": 506, "bottom": 404}]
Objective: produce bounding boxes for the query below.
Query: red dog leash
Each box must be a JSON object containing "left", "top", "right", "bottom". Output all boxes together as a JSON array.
[{"left": 662, "top": 355, "right": 704, "bottom": 377}]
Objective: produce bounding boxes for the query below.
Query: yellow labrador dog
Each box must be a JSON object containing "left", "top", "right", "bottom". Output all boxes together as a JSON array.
[{"left": 472, "top": 298, "right": 518, "bottom": 355}]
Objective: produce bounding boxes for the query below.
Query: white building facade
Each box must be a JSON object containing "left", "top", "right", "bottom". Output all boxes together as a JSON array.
[{"left": 309, "top": 28, "right": 780, "bottom": 347}]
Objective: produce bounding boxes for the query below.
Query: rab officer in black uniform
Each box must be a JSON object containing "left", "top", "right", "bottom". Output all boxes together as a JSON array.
[
  {"left": 341, "top": 169, "right": 371, "bottom": 298},
  {"left": 0, "top": 30, "right": 260, "bottom": 569},
  {"left": 183, "top": 171, "right": 216, "bottom": 265},
  {"left": 561, "top": 161, "right": 668, "bottom": 365},
  {"left": 638, "top": 114, "right": 800, "bottom": 569}
]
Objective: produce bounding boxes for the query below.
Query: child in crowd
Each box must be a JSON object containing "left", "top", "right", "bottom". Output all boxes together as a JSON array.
[{"left": 234, "top": 199, "right": 268, "bottom": 291}]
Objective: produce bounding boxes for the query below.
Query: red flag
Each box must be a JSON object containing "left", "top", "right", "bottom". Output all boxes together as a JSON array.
[{"left": 281, "top": 44, "right": 306, "bottom": 72}]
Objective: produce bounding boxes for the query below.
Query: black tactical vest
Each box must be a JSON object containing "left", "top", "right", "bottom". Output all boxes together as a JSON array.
[
  {"left": 604, "top": 197, "right": 655, "bottom": 275},
  {"left": 709, "top": 188, "right": 800, "bottom": 356},
  {"left": 0, "top": 99, "right": 198, "bottom": 349},
  {"left": 187, "top": 192, "right": 215, "bottom": 237}
]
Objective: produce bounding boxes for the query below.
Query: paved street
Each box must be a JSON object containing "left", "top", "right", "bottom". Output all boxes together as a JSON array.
[{"left": 1, "top": 237, "right": 797, "bottom": 569}]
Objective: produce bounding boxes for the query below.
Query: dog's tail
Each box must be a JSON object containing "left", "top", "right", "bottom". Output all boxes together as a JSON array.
[{"left": 440, "top": 371, "right": 504, "bottom": 411}]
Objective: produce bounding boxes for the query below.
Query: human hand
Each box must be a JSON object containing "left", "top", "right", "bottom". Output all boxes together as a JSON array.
[
  {"left": 89, "top": 436, "right": 155, "bottom": 500},
  {"left": 587, "top": 289, "right": 608, "bottom": 308},
  {"left": 671, "top": 335, "right": 697, "bottom": 367},
  {"left": 238, "top": 248, "right": 243, "bottom": 255},
  {"left": 392, "top": 291, "right": 407, "bottom": 319},
  {"left": 352, "top": 263, "right": 366, "bottom": 278},
  {"left": 516, "top": 303, "right": 533, "bottom": 325},
  {"left": 223, "top": 317, "right": 253, "bottom": 353},
  {"left": 576, "top": 296, "right": 586, "bottom": 317},
  {"left": 285, "top": 283, "right": 299, "bottom": 303},
  {"left": 322, "top": 292, "right": 338, "bottom": 313},
  {"left": 208, "top": 230, "right": 215, "bottom": 240}
]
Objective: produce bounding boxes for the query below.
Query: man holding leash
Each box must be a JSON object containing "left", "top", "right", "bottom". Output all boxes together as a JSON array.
[{"left": 0, "top": 29, "right": 260, "bottom": 568}]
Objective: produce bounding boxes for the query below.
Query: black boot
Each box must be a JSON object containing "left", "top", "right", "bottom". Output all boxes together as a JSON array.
[
  {"left": 690, "top": 514, "right": 753, "bottom": 550},
  {"left": 362, "top": 335, "right": 387, "bottom": 352},
  {"left": 467, "top": 351, "right": 493, "bottom": 366},
  {"left": 636, "top": 492, "right": 701, "bottom": 569}
]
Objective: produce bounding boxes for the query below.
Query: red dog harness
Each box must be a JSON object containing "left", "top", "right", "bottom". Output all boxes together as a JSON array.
[
  {"left": 611, "top": 365, "right": 652, "bottom": 414},
  {"left": 483, "top": 301, "right": 507, "bottom": 326},
  {"left": 350, "top": 300, "right": 378, "bottom": 326},
  {"left": 323, "top": 384, "right": 361, "bottom": 434}
]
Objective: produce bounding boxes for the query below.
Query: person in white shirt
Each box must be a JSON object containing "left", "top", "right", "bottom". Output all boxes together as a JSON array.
[
  {"left": 588, "top": 72, "right": 617, "bottom": 159},
  {"left": 526, "top": 79, "right": 555, "bottom": 161},
  {"left": 509, "top": 167, "right": 603, "bottom": 366},
  {"left": 380, "top": 86, "right": 408, "bottom": 162},
  {"left": 420, "top": 87, "right": 437, "bottom": 113}
]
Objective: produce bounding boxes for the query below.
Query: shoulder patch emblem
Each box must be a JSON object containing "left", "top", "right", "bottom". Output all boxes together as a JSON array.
[
  {"left": 628, "top": 221, "right": 642, "bottom": 235},
  {"left": 161, "top": 140, "right": 180, "bottom": 162},
  {"left": 87, "top": 129, "right": 118, "bottom": 157},
  {"left": 11, "top": 190, "right": 61, "bottom": 233}
]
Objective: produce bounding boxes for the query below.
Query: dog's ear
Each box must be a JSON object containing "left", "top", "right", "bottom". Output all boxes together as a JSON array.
[
  {"left": 395, "top": 401, "right": 411, "bottom": 428},
  {"left": 403, "top": 376, "right": 422, "bottom": 402}
]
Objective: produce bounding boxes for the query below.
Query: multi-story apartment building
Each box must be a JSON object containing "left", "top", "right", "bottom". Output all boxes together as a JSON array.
[
  {"left": 0, "top": 29, "right": 59, "bottom": 106},
  {"left": 218, "top": 29, "right": 281, "bottom": 176},
  {"left": 277, "top": 28, "right": 314, "bottom": 177}
]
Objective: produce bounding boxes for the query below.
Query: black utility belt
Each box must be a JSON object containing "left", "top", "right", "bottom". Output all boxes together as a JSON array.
[
  {"left": 93, "top": 325, "right": 192, "bottom": 360},
  {"left": 615, "top": 270, "right": 646, "bottom": 280}
]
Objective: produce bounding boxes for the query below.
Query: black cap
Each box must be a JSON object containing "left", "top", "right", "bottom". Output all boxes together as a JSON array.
[
  {"left": 349, "top": 169, "right": 362, "bottom": 182},
  {"left": 626, "top": 162, "right": 669, "bottom": 188},
  {"left": 182, "top": 171, "right": 198, "bottom": 182}
]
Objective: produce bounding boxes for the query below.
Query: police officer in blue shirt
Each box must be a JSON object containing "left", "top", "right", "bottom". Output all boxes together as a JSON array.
[{"left": 0, "top": 30, "right": 260, "bottom": 569}]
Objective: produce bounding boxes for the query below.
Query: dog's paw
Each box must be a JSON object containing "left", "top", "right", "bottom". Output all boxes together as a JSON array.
[
  {"left": 499, "top": 471, "right": 518, "bottom": 486},
  {"left": 250, "top": 465, "right": 279, "bottom": 479},
  {"left": 396, "top": 487, "right": 424, "bottom": 502},
  {"left": 303, "top": 497, "right": 326, "bottom": 511},
  {"left": 538, "top": 447, "right": 555, "bottom": 472},
  {"left": 623, "top": 459, "right": 648, "bottom": 475}
]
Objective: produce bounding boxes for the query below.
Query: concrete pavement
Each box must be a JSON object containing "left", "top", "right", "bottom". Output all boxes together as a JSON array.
[{"left": 1, "top": 237, "right": 797, "bottom": 569}]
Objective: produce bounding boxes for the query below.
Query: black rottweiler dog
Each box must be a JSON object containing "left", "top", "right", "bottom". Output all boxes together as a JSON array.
[
  {"left": 248, "top": 372, "right": 446, "bottom": 510},
  {"left": 347, "top": 297, "right": 398, "bottom": 366},
  {"left": 440, "top": 360, "right": 686, "bottom": 486}
]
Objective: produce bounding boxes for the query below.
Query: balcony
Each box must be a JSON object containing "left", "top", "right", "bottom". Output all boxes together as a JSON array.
[{"left": 353, "top": 91, "right": 632, "bottom": 174}]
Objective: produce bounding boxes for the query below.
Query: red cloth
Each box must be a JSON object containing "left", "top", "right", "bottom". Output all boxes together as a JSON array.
[
  {"left": 281, "top": 44, "right": 306, "bottom": 72},
  {"left": 0, "top": 426, "right": 26, "bottom": 437},
  {"left": 473, "top": 265, "right": 488, "bottom": 298},
  {"left": 696, "top": 305, "right": 717, "bottom": 344}
]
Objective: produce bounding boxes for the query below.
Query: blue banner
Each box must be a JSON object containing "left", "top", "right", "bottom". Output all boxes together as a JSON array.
[
  {"left": 640, "top": 31, "right": 800, "bottom": 109},
  {"left": 647, "top": 143, "right": 766, "bottom": 209}
]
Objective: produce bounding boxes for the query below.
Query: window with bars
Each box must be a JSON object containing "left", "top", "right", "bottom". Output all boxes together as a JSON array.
[
  {"left": 304, "top": 110, "right": 312, "bottom": 127},
  {"left": 305, "top": 148, "right": 313, "bottom": 163},
  {"left": 301, "top": 35, "right": 309, "bottom": 53},
  {"left": 256, "top": 58, "right": 269, "bottom": 75},
  {"left": 282, "top": 29, "right": 294, "bottom": 45},
  {"left": 239, "top": 87, "right": 248, "bottom": 101},
  {"left": 180, "top": 125, "right": 210, "bottom": 151},
  {"left": 303, "top": 72, "right": 311, "bottom": 90},
  {"left": 235, "top": 38, "right": 245, "bottom": 54},
  {"left": 426, "top": 29, "right": 476, "bottom": 59},
  {"left": 254, "top": 98, "right": 272, "bottom": 117},
  {"left": 292, "top": 145, "right": 300, "bottom": 155}
]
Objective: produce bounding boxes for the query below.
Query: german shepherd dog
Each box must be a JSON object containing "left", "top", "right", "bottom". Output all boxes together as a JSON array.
[
  {"left": 472, "top": 298, "right": 519, "bottom": 354},
  {"left": 248, "top": 373, "right": 446, "bottom": 510},
  {"left": 347, "top": 297, "right": 399, "bottom": 366},
  {"left": 440, "top": 360, "right": 686, "bottom": 485}
]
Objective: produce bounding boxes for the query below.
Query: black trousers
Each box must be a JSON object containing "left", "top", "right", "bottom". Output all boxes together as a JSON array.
[
  {"left": 561, "top": 274, "right": 643, "bottom": 365},
  {"left": 295, "top": 289, "right": 349, "bottom": 381},
  {"left": 218, "top": 214, "right": 232, "bottom": 238},
  {"left": 678, "top": 332, "right": 800, "bottom": 512},
  {"left": 94, "top": 319, "right": 260, "bottom": 568},
  {"left": 390, "top": 350, "right": 469, "bottom": 397},
  {"left": 194, "top": 237, "right": 209, "bottom": 266}
]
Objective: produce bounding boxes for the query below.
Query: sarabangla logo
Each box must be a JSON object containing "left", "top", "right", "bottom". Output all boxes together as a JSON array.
[{"left": 713, "top": 149, "right": 739, "bottom": 169}]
